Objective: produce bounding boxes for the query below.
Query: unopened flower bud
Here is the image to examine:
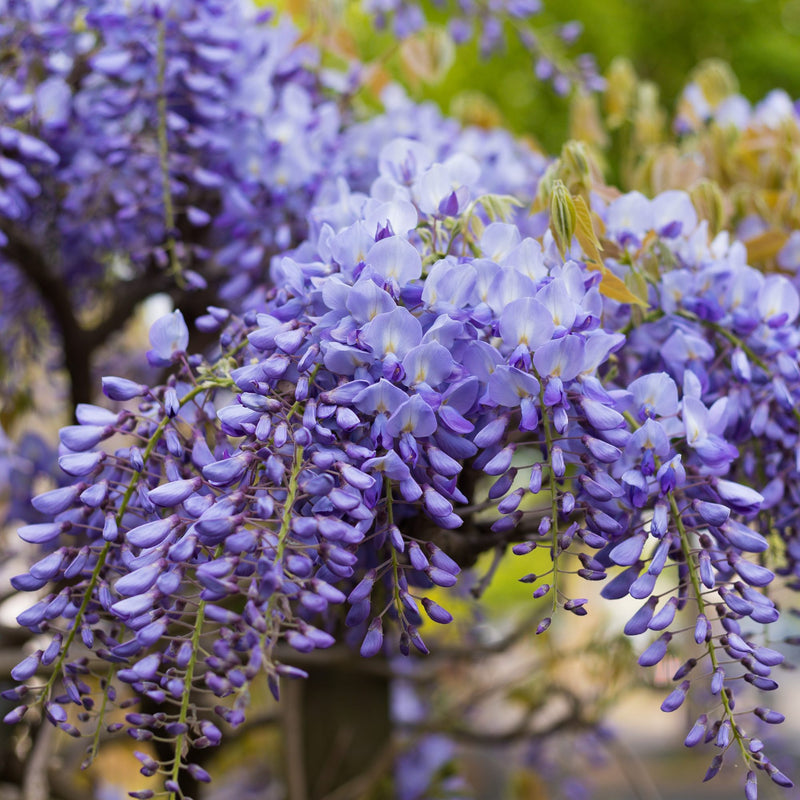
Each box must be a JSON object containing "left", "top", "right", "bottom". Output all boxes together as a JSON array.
[
  {"left": 690, "top": 179, "right": 725, "bottom": 236},
  {"left": 550, "top": 180, "right": 577, "bottom": 260}
]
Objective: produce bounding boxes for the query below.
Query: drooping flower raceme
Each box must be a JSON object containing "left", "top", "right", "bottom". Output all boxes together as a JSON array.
[
  {"left": 5, "top": 144, "right": 799, "bottom": 800},
  {"left": 0, "top": 0, "right": 548, "bottom": 535}
]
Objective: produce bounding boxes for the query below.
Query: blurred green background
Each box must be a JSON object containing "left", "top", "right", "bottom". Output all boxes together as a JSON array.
[{"left": 387, "top": 0, "right": 800, "bottom": 152}]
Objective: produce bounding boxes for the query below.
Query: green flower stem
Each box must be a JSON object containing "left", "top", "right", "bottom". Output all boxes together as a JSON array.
[
  {"left": 668, "top": 492, "right": 750, "bottom": 764},
  {"left": 39, "top": 382, "right": 210, "bottom": 739},
  {"left": 260, "top": 443, "right": 306, "bottom": 662},
  {"left": 168, "top": 586, "right": 212, "bottom": 797},
  {"left": 86, "top": 668, "right": 115, "bottom": 767},
  {"left": 536, "top": 379, "right": 560, "bottom": 613},
  {"left": 386, "top": 481, "right": 403, "bottom": 616}
]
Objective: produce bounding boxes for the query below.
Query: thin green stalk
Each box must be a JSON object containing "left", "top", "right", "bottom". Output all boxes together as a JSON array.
[
  {"left": 260, "top": 443, "right": 306, "bottom": 659},
  {"left": 39, "top": 383, "right": 209, "bottom": 727},
  {"left": 537, "top": 380, "right": 560, "bottom": 612},
  {"left": 669, "top": 492, "right": 750, "bottom": 764},
  {"left": 168, "top": 595, "right": 208, "bottom": 797},
  {"left": 386, "top": 481, "right": 403, "bottom": 615}
]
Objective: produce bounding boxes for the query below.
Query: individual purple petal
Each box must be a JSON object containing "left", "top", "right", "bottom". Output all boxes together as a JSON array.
[
  {"left": 583, "top": 436, "right": 621, "bottom": 463},
  {"left": 629, "top": 372, "right": 678, "bottom": 420},
  {"left": 694, "top": 613, "right": 711, "bottom": 644},
  {"left": 362, "top": 450, "right": 411, "bottom": 481},
  {"left": 361, "top": 306, "right": 423, "bottom": 360},
  {"left": 147, "top": 310, "right": 189, "bottom": 366},
  {"left": 610, "top": 534, "right": 646, "bottom": 566},
  {"left": 149, "top": 478, "right": 201, "bottom": 507},
  {"left": 745, "top": 771, "right": 757, "bottom": 800},
  {"left": 753, "top": 647, "right": 784, "bottom": 667},
  {"left": 102, "top": 376, "right": 148, "bottom": 401},
  {"left": 693, "top": 500, "right": 729, "bottom": 526},
  {"left": 386, "top": 395, "right": 437, "bottom": 438},
  {"left": 354, "top": 379, "right": 407, "bottom": 415},
  {"left": 203, "top": 453, "right": 252, "bottom": 486},
  {"left": 31, "top": 485, "right": 80, "bottom": 515},
  {"left": 366, "top": 234, "right": 422, "bottom": 285},
  {"left": 629, "top": 570, "right": 657, "bottom": 599},
  {"left": 115, "top": 563, "right": 162, "bottom": 597},
  {"left": 402, "top": 342, "right": 454, "bottom": 387},
  {"left": 360, "top": 618, "right": 384, "bottom": 657},
  {"left": 581, "top": 397, "right": 624, "bottom": 430},
  {"left": 422, "top": 598, "right": 453, "bottom": 624},
  {"left": 487, "top": 366, "right": 540, "bottom": 407},
  {"left": 730, "top": 554, "right": 774, "bottom": 586},
  {"left": 30, "top": 551, "right": 64, "bottom": 581},
  {"left": 536, "top": 278, "right": 577, "bottom": 332},
  {"left": 58, "top": 451, "right": 104, "bottom": 476},
  {"left": 3, "top": 706, "right": 28, "bottom": 724},
  {"left": 348, "top": 571, "right": 375, "bottom": 605},
  {"left": 649, "top": 597, "right": 678, "bottom": 630},
  {"left": 660, "top": 680, "right": 689, "bottom": 712},
  {"left": 755, "top": 706, "right": 785, "bottom": 724},
  {"left": 714, "top": 479, "right": 763, "bottom": 515},
  {"left": 600, "top": 564, "right": 640, "bottom": 599},
  {"left": 624, "top": 598, "right": 656, "bottom": 635},
  {"left": 11, "top": 652, "right": 41, "bottom": 681},
  {"left": 639, "top": 634, "right": 671, "bottom": 666},
  {"left": 18, "top": 523, "right": 65, "bottom": 544},
  {"left": 408, "top": 542, "right": 429, "bottom": 571},
  {"left": 533, "top": 335, "right": 586, "bottom": 381},
  {"left": 757, "top": 275, "right": 799, "bottom": 327},
  {"left": 721, "top": 520, "right": 768, "bottom": 553},
  {"left": 126, "top": 517, "right": 176, "bottom": 549},
  {"left": 423, "top": 486, "right": 453, "bottom": 519},
  {"left": 473, "top": 416, "right": 509, "bottom": 448},
  {"left": 428, "top": 566, "right": 458, "bottom": 587},
  {"left": 60, "top": 425, "right": 110, "bottom": 452},
  {"left": 498, "top": 297, "right": 555, "bottom": 349}
]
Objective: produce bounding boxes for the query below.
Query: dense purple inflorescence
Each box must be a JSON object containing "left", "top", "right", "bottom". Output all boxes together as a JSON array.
[
  {"left": 6, "top": 134, "right": 800, "bottom": 798},
  {"left": 0, "top": 0, "right": 546, "bottom": 525},
  {"left": 3, "top": 3, "right": 800, "bottom": 800}
]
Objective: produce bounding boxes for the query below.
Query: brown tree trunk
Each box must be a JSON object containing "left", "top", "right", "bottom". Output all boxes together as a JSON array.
[{"left": 284, "top": 658, "right": 393, "bottom": 800}]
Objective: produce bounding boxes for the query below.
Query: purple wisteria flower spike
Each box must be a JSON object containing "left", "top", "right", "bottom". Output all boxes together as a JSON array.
[{"left": 3, "top": 4, "right": 800, "bottom": 800}]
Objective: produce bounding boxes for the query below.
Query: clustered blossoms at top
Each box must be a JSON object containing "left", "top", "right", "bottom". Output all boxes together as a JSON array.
[
  {"left": 6, "top": 122, "right": 800, "bottom": 798},
  {"left": 0, "top": 0, "right": 546, "bottom": 383},
  {"left": 0, "top": 0, "right": 545, "bottom": 521}
]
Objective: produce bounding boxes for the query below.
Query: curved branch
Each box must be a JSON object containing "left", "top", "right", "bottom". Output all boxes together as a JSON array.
[{"left": 2, "top": 223, "right": 91, "bottom": 412}]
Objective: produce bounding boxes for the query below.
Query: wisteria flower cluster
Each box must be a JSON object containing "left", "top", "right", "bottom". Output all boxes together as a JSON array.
[
  {"left": 0, "top": 0, "right": 548, "bottom": 403},
  {"left": 6, "top": 126, "right": 800, "bottom": 800},
  {"left": 0, "top": 0, "right": 342, "bottom": 389},
  {"left": 0, "top": 0, "right": 547, "bottom": 533}
]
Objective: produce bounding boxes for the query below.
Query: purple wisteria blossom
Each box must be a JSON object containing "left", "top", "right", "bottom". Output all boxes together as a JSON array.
[{"left": 4, "top": 24, "right": 800, "bottom": 797}]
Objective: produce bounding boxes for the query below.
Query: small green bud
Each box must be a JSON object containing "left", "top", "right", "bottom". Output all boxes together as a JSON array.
[
  {"left": 690, "top": 179, "right": 725, "bottom": 236},
  {"left": 691, "top": 58, "right": 738, "bottom": 107},
  {"left": 534, "top": 161, "right": 558, "bottom": 213},
  {"left": 559, "top": 140, "right": 591, "bottom": 186},
  {"left": 604, "top": 57, "right": 638, "bottom": 129},
  {"left": 550, "top": 180, "right": 577, "bottom": 259}
]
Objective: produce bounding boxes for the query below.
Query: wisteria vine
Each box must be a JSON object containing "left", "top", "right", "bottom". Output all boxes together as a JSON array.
[
  {"left": 5, "top": 130, "right": 800, "bottom": 799},
  {"left": 3, "top": 2, "right": 800, "bottom": 800}
]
